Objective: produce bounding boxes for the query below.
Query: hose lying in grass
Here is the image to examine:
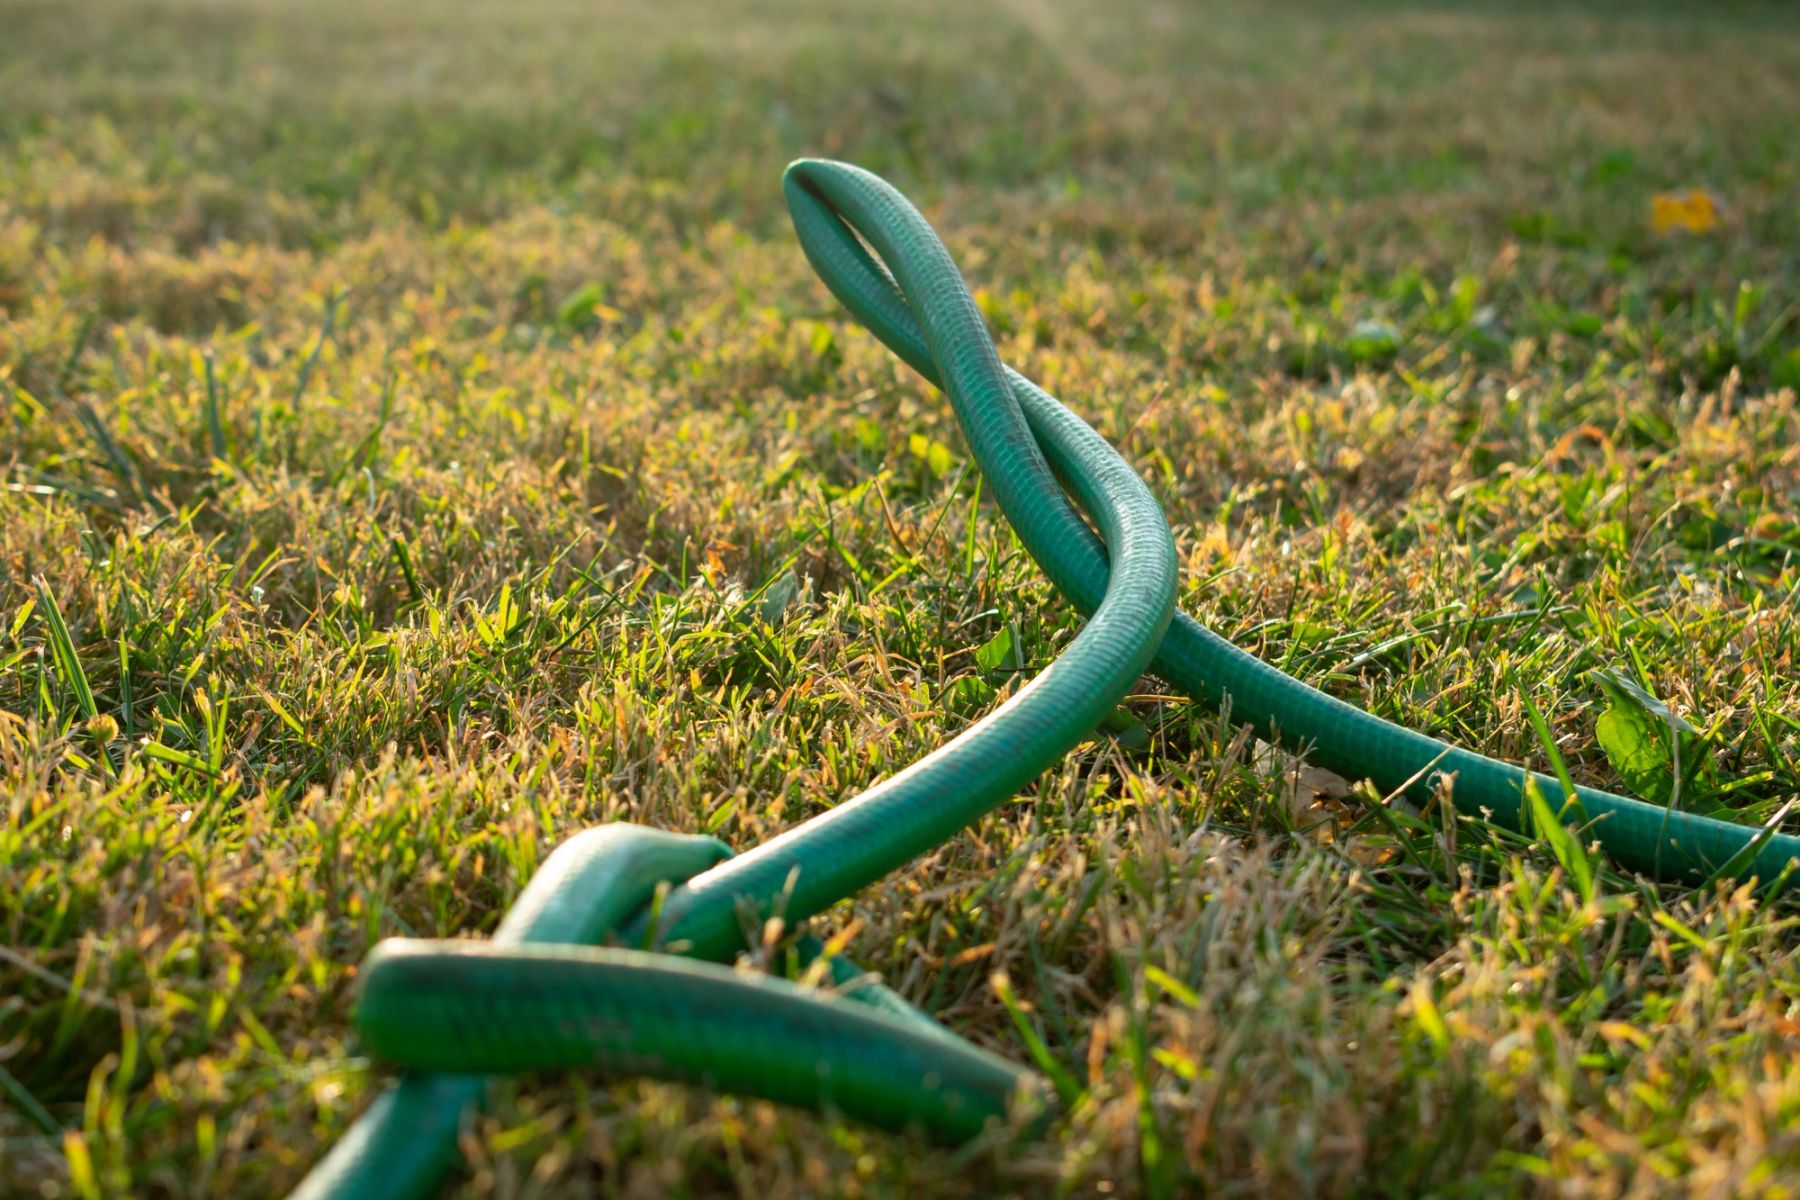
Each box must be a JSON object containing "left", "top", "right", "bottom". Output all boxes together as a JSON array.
[
  {"left": 292, "top": 826, "right": 1045, "bottom": 1200},
  {"left": 290, "top": 159, "right": 1800, "bottom": 1198}
]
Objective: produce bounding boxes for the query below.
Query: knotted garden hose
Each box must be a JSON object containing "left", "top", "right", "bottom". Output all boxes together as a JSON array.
[{"left": 290, "top": 159, "right": 1800, "bottom": 1199}]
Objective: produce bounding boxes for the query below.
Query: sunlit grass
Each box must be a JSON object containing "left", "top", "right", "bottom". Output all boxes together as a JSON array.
[{"left": 4, "top": 0, "right": 1800, "bottom": 1195}]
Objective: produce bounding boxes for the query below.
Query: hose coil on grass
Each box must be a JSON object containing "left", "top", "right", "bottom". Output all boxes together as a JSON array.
[{"left": 291, "top": 160, "right": 1800, "bottom": 1200}]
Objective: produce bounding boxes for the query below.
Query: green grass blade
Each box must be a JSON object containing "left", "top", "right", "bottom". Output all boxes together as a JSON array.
[{"left": 33, "top": 577, "right": 97, "bottom": 724}]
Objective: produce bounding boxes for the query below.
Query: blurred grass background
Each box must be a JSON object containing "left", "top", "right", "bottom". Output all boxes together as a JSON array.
[{"left": 4, "top": 1, "right": 1800, "bottom": 1196}]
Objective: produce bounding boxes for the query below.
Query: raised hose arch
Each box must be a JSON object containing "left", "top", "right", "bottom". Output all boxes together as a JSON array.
[{"left": 289, "top": 159, "right": 1800, "bottom": 1200}]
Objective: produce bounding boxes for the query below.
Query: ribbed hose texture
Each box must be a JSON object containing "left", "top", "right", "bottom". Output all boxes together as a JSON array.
[
  {"left": 288, "top": 829, "right": 732, "bottom": 1200},
  {"left": 774, "top": 160, "right": 1800, "bottom": 887},
  {"left": 637, "top": 161, "right": 1180, "bottom": 960},
  {"left": 357, "top": 941, "right": 1037, "bottom": 1144},
  {"left": 291, "top": 158, "right": 1799, "bottom": 1199},
  {"left": 293, "top": 159, "right": 1175, "bottom": 1198}
]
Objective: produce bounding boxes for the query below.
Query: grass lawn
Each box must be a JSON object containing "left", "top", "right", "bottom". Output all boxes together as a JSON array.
[{"left": 5, "top": 0, "right": 1800, "bottom": 1195}]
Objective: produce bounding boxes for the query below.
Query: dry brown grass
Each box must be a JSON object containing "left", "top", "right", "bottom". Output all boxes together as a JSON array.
[{"left": 4, "top": 0, "right": 1800, "bottom": 1196}]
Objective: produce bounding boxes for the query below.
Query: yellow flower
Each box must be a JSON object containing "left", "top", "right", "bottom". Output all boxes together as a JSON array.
[{"left": 1651, "top": 188, "right": 1723, "bottom": 235}]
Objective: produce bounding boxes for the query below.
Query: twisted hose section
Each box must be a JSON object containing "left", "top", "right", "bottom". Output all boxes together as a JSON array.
[
  {"left": 777, "top": 160, "right": 1800, "bottom": 885},
  {"left": 292, "top": 158, "right": 1176, "bottom": 1197},
  {"left": 288, "top": 827, "right": 732, "bottom": 1200},
  {"left": 356, "top": 939, "right": 1038, "bottom": 1143},
  {"left": 637, "top": 160, "right": 1180, "bottom": 959},
  {"left": 291, "top": 157, "right": 1800, "bottom": 1199}
]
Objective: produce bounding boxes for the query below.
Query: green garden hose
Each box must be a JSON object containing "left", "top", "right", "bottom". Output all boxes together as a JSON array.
[
  {"left": 288, "top": 826, "right": 734, "bottom": 1200},
  {"left": 289, "top": 159, "right": 1800, "bottom": 1199}
]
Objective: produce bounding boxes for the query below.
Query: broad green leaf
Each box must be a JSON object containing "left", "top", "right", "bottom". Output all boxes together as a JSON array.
[
  {"left": 1099, "top": 705, "right": 1150, "bottom": 751},
  {"left": 1344, "top": 319, "right": 1399, "bottom": 365},
  {"left": 1595, "top": 701, "right": 1676, "bottom": 804},
  {"left": 556, "top": 282, "right": 609, "bottom": 328},
  {"left": 1592, "top": 668, "right": 1697, "bottom": 736},
  {"left": 1288, "top": 619, "right": 1334, "bottom": 646},
  {"left": 975, "top": 622, "right": 1022, "bottom": 674},
  {"left": 945, "top": 675, "right": 993, "bottom": 712},
  {"left": 758, "top": 570, "right": 800, "bottom": 624},
  {"left": 1592, "top": 668, "right": 1702, "bottom": 807},
  {"left": 907, "top": 432, "right": 956, "bottom": 477}
]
